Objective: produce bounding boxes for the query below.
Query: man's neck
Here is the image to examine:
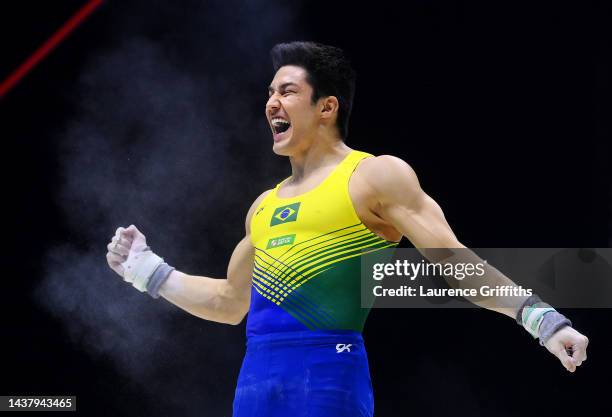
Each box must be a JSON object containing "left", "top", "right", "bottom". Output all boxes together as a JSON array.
[{"left": 288, "top": 136, "right": 352, "bottom": 183}]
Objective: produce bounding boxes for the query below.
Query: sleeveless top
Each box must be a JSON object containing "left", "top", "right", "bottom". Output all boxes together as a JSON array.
[{"left": 246, "top": 150, "right": 399, "bottom": 337}]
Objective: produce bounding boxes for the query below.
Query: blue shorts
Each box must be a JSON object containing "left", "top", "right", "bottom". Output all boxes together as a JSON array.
[{"left": 232, "top": 330, "right": 374, "bottom": 417}]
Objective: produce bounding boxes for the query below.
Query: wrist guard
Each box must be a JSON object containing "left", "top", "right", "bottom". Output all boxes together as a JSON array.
[
  {"left": 122, "top": 249, "right": 164, "bottom": 292},
  {"left": 516, "top": 295, "right": 572, "bottom": 345}
]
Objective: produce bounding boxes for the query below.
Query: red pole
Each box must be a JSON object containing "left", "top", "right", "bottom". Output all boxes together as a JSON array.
[{"left": 0, "top": 0, "right": 104, "bottom": 99}]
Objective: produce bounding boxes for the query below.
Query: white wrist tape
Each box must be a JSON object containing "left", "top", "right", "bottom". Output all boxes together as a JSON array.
[
  {"left": 122, "top": 250, "right": 164, "bottom": 292},
  {"left": 521, "top": 305, "right": 555, "bottom": 338}
]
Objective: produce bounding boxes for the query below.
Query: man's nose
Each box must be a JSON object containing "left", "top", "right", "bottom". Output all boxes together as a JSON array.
[{"left": 266, "top": 93, "right": 280, "bottom": 113}]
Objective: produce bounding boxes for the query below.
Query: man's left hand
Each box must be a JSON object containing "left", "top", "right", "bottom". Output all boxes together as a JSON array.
[{"left": 543, "top": 327, "right": 589, "bottom": 373}]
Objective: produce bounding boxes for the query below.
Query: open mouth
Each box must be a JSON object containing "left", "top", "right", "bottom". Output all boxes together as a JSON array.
[{"left": 271, "top": 117, "right": 291, "bottom": 135}]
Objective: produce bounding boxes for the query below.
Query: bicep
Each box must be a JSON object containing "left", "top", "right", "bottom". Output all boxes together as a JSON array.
[
  {"left": 225, "top": 235, "right": 255, "bottom": 302},
  {"left": 224, "top": 189, "right": 271, "bottom": 301},
  {"left": 381, "top": 191, "right": 461, "bottom": 248},
  {"left": 371, "top": 156, "right": 461, "bottom": 248}
]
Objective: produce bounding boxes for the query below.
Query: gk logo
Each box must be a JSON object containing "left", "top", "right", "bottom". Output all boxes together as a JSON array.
[{"left": 336, "top": 344, "right": 352, "bottom": 353}]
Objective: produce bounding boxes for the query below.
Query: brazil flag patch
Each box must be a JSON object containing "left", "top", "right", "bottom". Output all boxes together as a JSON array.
[{"left": 270, "top": 202, "right": 301, "bottom": 226}]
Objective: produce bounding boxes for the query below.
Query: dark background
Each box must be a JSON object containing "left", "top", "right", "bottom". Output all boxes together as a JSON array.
[{"left": 2, "top": 1, "right": 611, "bottom": 416}]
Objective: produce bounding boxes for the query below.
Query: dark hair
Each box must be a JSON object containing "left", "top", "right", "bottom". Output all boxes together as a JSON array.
[{"left": 270, "top": 41, "right": 356, "bottom": 140}]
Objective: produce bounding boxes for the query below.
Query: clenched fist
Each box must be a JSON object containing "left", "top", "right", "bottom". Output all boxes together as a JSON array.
[
  {"left": 106, "top": 225, "right": 164, "bottom": 292},
  {"left": 106, "top": 225, "right": 134, "bottom": 277},
  {"left": 543, "top": 326, "right": 589, "bottom": 373}
]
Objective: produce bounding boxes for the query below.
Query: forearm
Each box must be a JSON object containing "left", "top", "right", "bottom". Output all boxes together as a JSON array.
[
  {"left": 464, "top": 262, "right": 529, "bottom": 319},
  {"left": 422, "top": 245, "right": 529, "bottom": 318},
  {"left": 159, "top": 271, "right": 249, "bottom": 325}
]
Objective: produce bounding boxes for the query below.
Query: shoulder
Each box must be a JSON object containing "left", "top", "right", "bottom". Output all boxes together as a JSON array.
[
  {"left": 244, "top": 189, "right": 273, "bottom": 231},
  {"left": 356, "top": 155, "right": 421, "bottom": 201},
  {"left": 358, "top": 154, "right": 417, "bottom": 176}
]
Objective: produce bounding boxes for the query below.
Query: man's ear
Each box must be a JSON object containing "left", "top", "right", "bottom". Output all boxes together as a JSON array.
[{"left": 320, "top": 96, "right": 339, "bottom": 120}]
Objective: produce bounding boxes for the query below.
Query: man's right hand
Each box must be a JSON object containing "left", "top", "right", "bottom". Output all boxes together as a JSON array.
[
  {"left": 106, "top": 225, "right": 165, "bottom": 292},
  {"left": 106, "top": 226, "right": 135, "bottom": 277}
]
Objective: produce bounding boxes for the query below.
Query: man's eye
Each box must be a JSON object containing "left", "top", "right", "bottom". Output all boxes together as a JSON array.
[{"left": 283, "top": 91, "right": 295, "bottom": 96}]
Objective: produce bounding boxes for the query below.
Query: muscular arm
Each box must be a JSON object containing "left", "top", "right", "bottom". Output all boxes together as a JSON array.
[
  {"left": 361, "top": 155, "right": 589, "bottom": 371},
  {"left": 157, "top": 190, "right": 270, "bottom": 325},
  {"left": 360, "top": 155, "right": 528, "bottom": 318}
]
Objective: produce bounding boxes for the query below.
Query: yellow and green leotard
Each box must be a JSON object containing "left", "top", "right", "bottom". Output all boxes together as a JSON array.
[{"left": 246, "top": 150, "right": 399, "bottom": 337}]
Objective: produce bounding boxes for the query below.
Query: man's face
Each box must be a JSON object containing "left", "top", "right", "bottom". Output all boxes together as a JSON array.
[{"left": 266, "top": 65, "right": 320, "bottom": 156}]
